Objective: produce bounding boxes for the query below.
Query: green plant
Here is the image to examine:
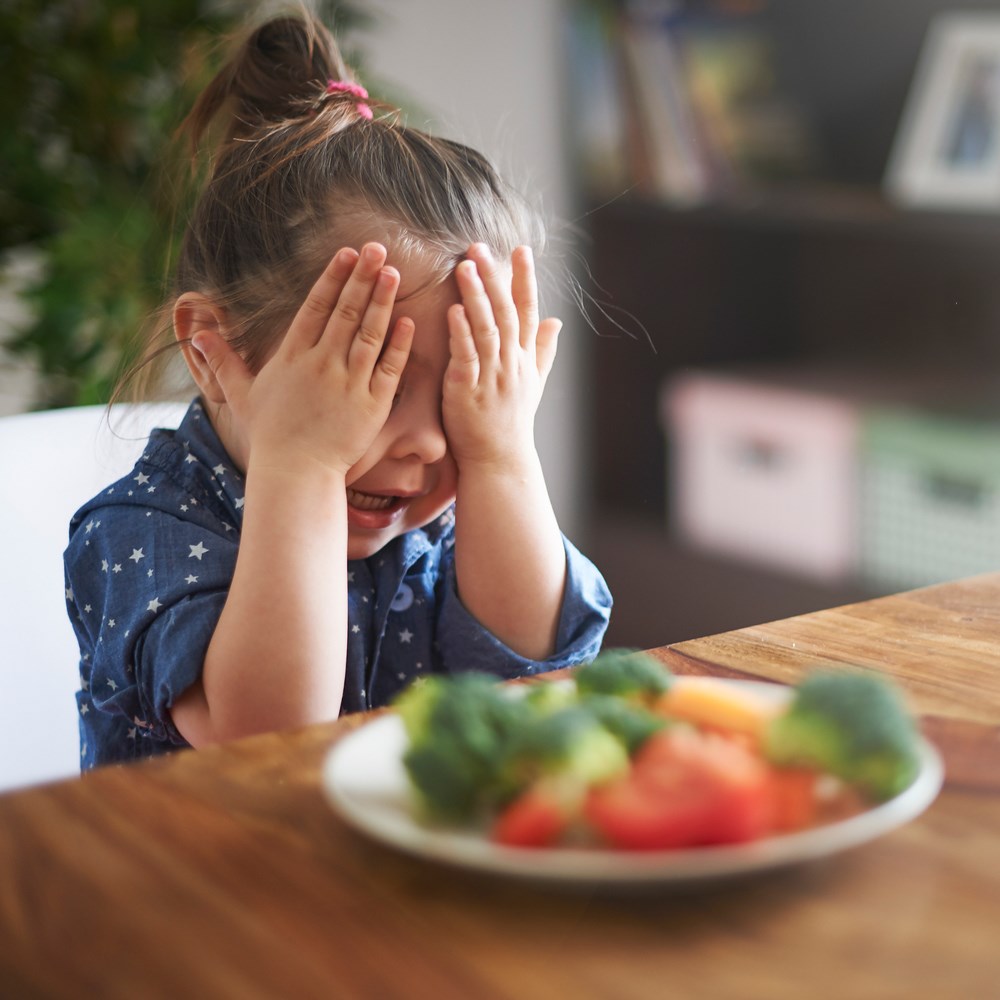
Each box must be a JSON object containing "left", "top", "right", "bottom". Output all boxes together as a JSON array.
[{"left": 0, "top": 0, "right": 367, "bottom": 408}]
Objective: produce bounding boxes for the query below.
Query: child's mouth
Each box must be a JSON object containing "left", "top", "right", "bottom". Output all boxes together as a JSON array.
[
  {"left": 346, "top": 487, "right": 408, "bottom": 529},
  {"left": 346, "top": 488, "right": 397, "bottom": 512}
]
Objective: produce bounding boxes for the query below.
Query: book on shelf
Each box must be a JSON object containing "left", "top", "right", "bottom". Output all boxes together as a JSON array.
[
  {"left": 617, "top": 7, "right": 714, "bottom": 204},
  {"left": 564, "top": 1, "right": 816, "bottom": 204},
  {"left": 562, "top": 1, "right": 632, "bottom": 198}
]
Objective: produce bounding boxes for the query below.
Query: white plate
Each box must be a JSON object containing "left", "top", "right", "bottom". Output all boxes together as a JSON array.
[{"left": 321, "top": 681, "right": 944, "bottom": 888}]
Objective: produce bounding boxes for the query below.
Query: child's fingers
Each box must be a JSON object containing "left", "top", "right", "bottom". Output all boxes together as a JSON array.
[
  {"left": 466, "top": 244, "right": 518, "bottom": 341},
  {"left": 455, "top": 256, "right": 503, "bottom": 366},
  {"left": 190, "top": 328, "right": 253, "bottom": 409},
  {"left": 445, "top": 303, "right": 480, "bottom": 388},
  {"left": 535, "top": 317, "right": 561, "bottom": 392},
  {"left": 284, "top": 247, "right": 359, "bottom": 354},
  {"left": 511, "top": 246, "right": 540, "bottom": 350},
  {"left": 370, "top": 316, "right": 414, "bottom": 399},
  {"left": 344, "top": 264, "right": 401, "bottom": 372},
  {"left": 321, "top": 242, "right": 389, "bottom": 355}
]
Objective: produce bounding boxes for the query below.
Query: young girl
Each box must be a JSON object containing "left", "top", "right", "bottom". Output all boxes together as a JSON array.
[{"left": 64, "top": 12, "right": 612, "bottom": 769}]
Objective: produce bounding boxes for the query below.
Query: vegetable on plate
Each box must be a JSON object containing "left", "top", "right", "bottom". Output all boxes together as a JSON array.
[{"left": 392, "top": 650, "right": 924, "bottom": 852}]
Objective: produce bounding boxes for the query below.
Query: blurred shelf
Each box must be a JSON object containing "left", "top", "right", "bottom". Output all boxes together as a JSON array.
[
  {"left": 572, "top": 1, "right": 998, "bottom": 650},
  {"left": 592, "top": 184, "right": 1000, "bottom": 240},
  {"left": 585, "top": 517, "right": 880, "bottom": 651},
  {"left": 583, "top": 192, "right": 1000, "bottom": 522}
]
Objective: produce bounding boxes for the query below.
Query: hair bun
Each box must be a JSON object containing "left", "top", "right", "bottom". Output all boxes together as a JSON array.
[{"left": 182, "top": 12, "right": 350, "bottom": 151}]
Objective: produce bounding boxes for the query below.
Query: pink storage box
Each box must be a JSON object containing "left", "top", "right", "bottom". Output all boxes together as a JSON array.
[{"left": 662, "top": 371, "right": 860, "bottom": 581}]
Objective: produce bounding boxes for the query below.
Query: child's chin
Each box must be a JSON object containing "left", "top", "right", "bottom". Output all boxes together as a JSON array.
[{"left": 346, "top": 531, "right": 396, "bottom": 561}]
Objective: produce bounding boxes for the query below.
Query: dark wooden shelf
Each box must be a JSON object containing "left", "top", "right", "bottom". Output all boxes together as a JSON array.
[
  {"left": 582, "top": 192, "right": 1000, "bottom": 522},
  {"left": 574, "top": 1, "right": 1000, "bottom": 646},
  {"left": 594, "top": 185, "right": 1000, "bottom": 240}
]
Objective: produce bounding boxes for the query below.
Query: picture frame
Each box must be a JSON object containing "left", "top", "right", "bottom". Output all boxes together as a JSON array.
[{"left": 886, "top": 13, "right": 1000, "bottom": 210}]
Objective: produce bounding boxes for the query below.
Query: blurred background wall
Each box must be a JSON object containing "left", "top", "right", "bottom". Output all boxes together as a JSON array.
[{"left": 6, "top": 0, "right": 1000, "bottom": 651}]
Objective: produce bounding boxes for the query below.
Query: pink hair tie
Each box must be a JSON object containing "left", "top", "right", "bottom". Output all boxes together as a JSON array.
[{"left": 325, "top": 79, "right": 373, "bottom": 120}]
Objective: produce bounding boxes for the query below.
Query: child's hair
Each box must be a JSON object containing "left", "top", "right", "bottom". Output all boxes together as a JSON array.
[{"left": 122, "top": 8, "right": 545, "bottom": 395}]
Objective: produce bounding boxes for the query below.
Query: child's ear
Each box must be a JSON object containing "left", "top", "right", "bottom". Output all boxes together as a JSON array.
[{"left": 173, "top": 293, "right": 229, "bottom": 405}]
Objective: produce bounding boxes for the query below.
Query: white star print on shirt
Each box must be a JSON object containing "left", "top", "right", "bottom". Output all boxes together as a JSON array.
[{"left": 64, "top": 398, "right": 612, "bottom": 773}]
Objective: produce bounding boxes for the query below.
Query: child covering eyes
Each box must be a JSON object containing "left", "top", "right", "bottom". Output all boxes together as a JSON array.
[{"left": 64, "top": 10, "right": 612, "bottom": 769}]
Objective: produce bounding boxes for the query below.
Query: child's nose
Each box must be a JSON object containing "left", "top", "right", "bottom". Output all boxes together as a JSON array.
[{"left": 389, "top": 403, "right": 448, "bottom": 465}]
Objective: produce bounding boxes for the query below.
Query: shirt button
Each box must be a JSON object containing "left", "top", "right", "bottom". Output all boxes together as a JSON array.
[{"left": 390, "top": 583, "right": 414, "bottom": 613}]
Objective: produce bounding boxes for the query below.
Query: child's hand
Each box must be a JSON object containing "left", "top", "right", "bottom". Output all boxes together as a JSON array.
[
  {"left": 191, "top": 243, "right": 413, "bottom": 478},
  {"left": 443, "top": 244, "right": 561, "bottom": 471}
]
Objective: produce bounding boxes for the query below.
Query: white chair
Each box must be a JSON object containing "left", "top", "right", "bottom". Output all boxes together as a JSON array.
[{"left": 0, "top": 401, "right": 189, "bottom": 792}]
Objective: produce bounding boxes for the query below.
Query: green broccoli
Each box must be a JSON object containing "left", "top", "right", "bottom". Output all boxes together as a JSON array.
[
  {"left": 499, "top": 706, "right": 630, "bottom": 798},
  {"left": 577, "top": 694, "right": 668, "bottom": 754},
  {"left": 574, "top": 648, "right": 673, "bottom": 704},
  {"left": 764, "top": 670, "right": 922, "bottom": 801},
  {"left": 394, "top": 673, "right": 533, "bottom": 822},
  {"left": 522, "top": 679, "right": 578, "bottom": 716},
  {"left": 394, "top": 667, "right": 667, "bottom": 824},
  {"left": 393, "top": 675, "right": 443, "bottom": 743}
]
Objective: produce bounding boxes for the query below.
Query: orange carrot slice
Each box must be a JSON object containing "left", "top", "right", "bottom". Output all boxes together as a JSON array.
[{"left": 654, "top": 677, "right": 783, "bottom": 745}]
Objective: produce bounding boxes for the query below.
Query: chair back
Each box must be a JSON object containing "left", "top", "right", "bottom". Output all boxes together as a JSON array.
[{"left": 0, "top": 402, "right": 188, "bottom": 791}]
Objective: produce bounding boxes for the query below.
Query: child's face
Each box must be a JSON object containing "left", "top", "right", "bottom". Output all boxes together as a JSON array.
[{"left": 341, "top": 250, "right": 463, "bottom": 560}]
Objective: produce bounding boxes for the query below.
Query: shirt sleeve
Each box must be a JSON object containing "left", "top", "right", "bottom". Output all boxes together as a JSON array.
[
  {"left": 65, "top": 503, "right": 236, "bottom": 745},
  {"left": 434, "top": 535, "right": 613, "bottom": 680}
]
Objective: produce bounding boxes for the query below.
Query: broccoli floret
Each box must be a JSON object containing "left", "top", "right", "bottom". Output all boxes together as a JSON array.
[
  {"left": 500, "top": 706, "right": 629, "bottom": 796},
  {"left": 393, "top": 675, "right": 443, "bottom": 743},
  {"left": 577, "top": 694, "right": 668, "bottom": 754},
  {"left": 394, "top": 667, "right": 664, "bottom": 824},
  {"left": 394, "top": 673, "right": 533, "bottom": 822},
  {"left": 522, "top": 679, "right": 578, "bottom": 715},
  {"left": 402, "top": 740, "right": 490, "bottom": 822},
  {"left": 574, "top": 648, "right": 673, "bottom": 704},
  {"left": 764, "top": 670, "right": 921, "bottom": 801}
]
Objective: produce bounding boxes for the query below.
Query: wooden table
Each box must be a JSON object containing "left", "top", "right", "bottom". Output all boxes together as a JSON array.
[{"left": 2, "top": 576, "right": 998, "bottom": 999}]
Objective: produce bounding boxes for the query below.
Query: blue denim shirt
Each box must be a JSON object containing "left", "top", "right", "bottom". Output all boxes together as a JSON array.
[{"left": 64, "top": 399, "right": 613, "bottom": 769}]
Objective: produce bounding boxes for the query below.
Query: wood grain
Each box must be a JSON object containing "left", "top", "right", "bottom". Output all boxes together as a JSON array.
[
  {"left": 656, "top": 573, "right": 1000, "bottom": 791},
  {"left": 0, "top": 577, "right": 998, "bottom": 998},
  {"left": 665, "top": 572, "right": 1000, "bottom": 722}
]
